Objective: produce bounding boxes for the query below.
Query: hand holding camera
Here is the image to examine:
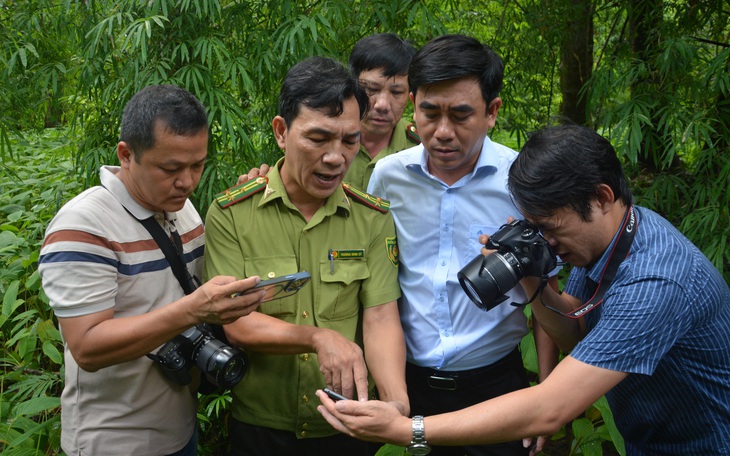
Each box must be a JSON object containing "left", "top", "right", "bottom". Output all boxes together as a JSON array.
[
  {"left": 147, "top": 276, "right": 263, "bottom": 391},
  {"left": 458, "top": 219, "right": 557, "bottom": 311},
  {"left": 148, "top": 322, "right": 248, "bottom": 390},
  {"left": 149, "top": 272, "right": 311, "bottom": 391}
]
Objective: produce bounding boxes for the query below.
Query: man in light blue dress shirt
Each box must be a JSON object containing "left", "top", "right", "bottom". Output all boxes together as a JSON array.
[{"left": 367, "top": 34, "right": 558, "bottom": 456}]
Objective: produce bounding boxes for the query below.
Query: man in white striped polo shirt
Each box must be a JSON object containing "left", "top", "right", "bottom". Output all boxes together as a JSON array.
[{"left": 39, "top": 85, "right": 265, "bottom": 456}]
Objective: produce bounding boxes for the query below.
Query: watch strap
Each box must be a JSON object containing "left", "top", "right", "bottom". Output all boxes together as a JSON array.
[{"left": 407, "top": 415, "right": 431, "bottom": 455}]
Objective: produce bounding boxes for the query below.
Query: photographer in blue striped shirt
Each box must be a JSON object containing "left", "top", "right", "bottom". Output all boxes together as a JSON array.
[{"left": 318, "top": 123, "right": 729, "bottom": 455}]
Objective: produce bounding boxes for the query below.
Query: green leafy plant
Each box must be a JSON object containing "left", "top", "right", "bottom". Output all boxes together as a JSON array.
[{"left": 1, "top": 129, "right": 76, "bottom": 455}]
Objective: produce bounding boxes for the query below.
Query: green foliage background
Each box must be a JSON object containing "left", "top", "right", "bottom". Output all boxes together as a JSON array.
[{"left": 1, "top": 0, "right": 728, "bottom": 454}]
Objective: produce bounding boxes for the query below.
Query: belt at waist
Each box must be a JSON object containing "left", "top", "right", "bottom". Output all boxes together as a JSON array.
[{"left": 406, "top": 347, "right": 522, "bottom": 390}]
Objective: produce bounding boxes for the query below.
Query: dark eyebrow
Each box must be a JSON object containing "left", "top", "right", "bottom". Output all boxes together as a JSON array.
[
  {"left": 305, "top": 127, "right": 336, "bottom": 136},
  {"left": 418, "top": 101, "right": 476, "bottom": 114},
  {"left": 419, "top": 101, "right": 439, "bottom": 110},
  {"left": 161, "top": 156, "right": 207, "bottom": 167},
  {"left": 306, "top": 127, "right": 361, "bottom": 140},
  {"left": 359, "top": 79, "right": 380, "bottom": 88},
  {"left": 450, "top": 104, "right": 476, "bottom": 114},
  {"left": 533, "top": 220, "right": 555, "bottom": 231}
]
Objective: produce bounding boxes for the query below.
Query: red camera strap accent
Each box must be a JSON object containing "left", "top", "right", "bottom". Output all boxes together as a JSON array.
[{"left": 560, "top": 205, "right": 637, "bottom": 319}]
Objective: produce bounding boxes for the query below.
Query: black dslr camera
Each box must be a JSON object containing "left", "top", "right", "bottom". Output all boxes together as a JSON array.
[
  {"left": 148, "top": 323, "right": 247, "bottom": 390},
  {"left": 458, "top": 219, "right": 557, "bottom": 311}
]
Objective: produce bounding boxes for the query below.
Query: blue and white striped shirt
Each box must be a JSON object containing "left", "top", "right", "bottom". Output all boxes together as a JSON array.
[{"left": 569, "top": 206, "right": 730, "bottom": 455}]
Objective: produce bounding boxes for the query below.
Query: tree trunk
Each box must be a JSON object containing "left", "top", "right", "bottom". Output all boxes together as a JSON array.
[
  {"left": 559, "top": 0, "right": 594, "bottom": 125},
  {"left": 627, "top": 0, "right": 681, "bottom": 171}
]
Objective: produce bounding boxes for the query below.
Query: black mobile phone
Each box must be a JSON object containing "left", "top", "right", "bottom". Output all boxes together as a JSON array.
[
  {"left": 322, "top": 388, "right": 348, "bottom": 402},
  {"left": 236, "top": 271, "right": 311, "bottom": 302}
]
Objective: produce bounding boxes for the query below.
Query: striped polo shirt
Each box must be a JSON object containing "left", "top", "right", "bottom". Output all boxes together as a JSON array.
[{"left": 38, "top": 165, "right": 205, "bottom": 455}]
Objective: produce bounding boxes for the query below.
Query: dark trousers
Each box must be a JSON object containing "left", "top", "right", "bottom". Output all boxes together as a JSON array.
[
  {"left": 406, "top": 347, "right": 530, "bottom": 456},
  {"left": 229, "top": 418, "right": 377, "bottom": 456}
]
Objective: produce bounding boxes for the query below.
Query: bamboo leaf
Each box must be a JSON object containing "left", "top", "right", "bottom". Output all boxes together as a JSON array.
[
  {"left": 13, "top": 396, "right": 61, "bottom": 417},
  {"left": 43, "top": 341, "right": 63, "bottom": 365},
  {"left": 3, "top": 280, "right": 22, "bottom": 317}
]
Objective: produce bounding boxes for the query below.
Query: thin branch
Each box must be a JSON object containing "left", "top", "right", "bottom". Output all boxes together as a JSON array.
[{"left": 689, "top": 36, "right": 729, "bottom": 48}]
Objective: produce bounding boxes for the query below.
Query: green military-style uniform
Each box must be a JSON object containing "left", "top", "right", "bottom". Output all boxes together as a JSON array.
[
  {"left": 203, "top": 159, "right": 400, "bottom": 439},
  {"left": 344, "top": 117, "right": 420, "bottom": 190}
]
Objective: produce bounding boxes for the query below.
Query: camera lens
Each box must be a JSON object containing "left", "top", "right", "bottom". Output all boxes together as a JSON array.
[
  {"left": 458, "top": 252, "right": 522, "bottom": 311},
  {"left": 221, "top": 356, "right": 244, "bottom": 383},
  {"left": 194, "top": 339, "right": 247, "bottom": 389}
]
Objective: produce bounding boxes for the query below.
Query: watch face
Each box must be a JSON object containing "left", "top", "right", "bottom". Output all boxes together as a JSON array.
[{"left": 407, "top": 443, "right": 432, "bottom": 455}]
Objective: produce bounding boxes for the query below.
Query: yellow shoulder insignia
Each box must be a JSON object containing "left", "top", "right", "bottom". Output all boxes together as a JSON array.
[
  {"left": 342, "top": 183, "right": 390, "bottom": 214},
  {"left": 406, "top": 123, "right": 421, "bottom": 144},
  {"left": 215, "top": 177, "right": 268, "bottom": 209}
]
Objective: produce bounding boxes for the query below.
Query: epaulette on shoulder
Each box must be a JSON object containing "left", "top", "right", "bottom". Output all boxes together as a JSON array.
[
  {"left": 342, "top": 183, "right": 390, "bottom": 214},
  {"left": 406, "top": 123, "right": 421, "bottom": 144},
  {"left": 215, "top": 177, "right": 268, "bottom": 209}
]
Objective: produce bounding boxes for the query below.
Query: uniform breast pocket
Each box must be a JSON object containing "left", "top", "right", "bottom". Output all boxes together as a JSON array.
[
  {"left": 317, "top": 260, "right": 370, "bottom": 321},
  {"left": 245, "top": 256, "right": 299, "bottom": 317}
]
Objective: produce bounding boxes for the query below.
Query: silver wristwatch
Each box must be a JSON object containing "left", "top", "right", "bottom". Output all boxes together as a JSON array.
[{"left": 406, "top": 415, "right": 431, "bottom": 455}]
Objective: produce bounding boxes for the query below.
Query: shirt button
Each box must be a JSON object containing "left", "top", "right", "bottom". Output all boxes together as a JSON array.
[
  {"left": 302, "top": 353, "right": 310, "bottom": 361},
  {"left": 267, "top": 271, "right": 276, "bottom": 278},
  {"left": 300, "top": 431, "right": 307, "bottom": 437},
  {"left": 302, "top": 395, "right": 309, "bottom": 402},
  {"left": 302, "top": 311, "right": 309, "bottom": 318}
]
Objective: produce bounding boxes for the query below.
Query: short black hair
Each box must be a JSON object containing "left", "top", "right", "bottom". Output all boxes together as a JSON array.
[
  {"left": 508, "top": 124, "right": 633, "bottom": 221},
  {"left": 278, "top": 56, "right": 369, "bottom": 127},
  {"left": 409, "top": 34, "right": 504, "bottom": 113},
  {"left": 119, "top": 84, "right": 208, "bottom": 161},
  {"left": 349, "top": 33, "right": 417, "bottom": 79}
]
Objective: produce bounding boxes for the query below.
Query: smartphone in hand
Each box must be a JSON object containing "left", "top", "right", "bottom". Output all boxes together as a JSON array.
[
  {"left": 236, "top": 271, "right": 311, "bottom": 302},
  {"left": 322, "top": 388, "right": 348, "bottom": 402}
]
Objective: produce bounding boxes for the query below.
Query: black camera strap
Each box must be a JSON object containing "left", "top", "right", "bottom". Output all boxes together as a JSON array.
[
  {"left": 102, "top": 184, "right": 199, "bottom": 294},
  {"left": 115, "top": 199, "right": 200, "bottom": 295},
  {"left": 546, "top": 205, "right": 638, "bottom": 319},
  {"left": 107, "top": 192, "right": 243, "bottom": 392},
  {"left": 139, "top": 216, "right": 200, "bottom": 295},
  {"left": 514, "top": 276, "right": 549, "bottom": 307}
]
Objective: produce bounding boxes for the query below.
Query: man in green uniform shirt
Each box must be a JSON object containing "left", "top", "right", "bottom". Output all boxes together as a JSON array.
[
  {"left": 345, "top": 33, "right": 420, "bottom": 189},
  {"left": 203, "top": 56, "right": 409, "bottom": 456},
  {"left": 236, "top": 34, "right": 420, "bottom": 190}
]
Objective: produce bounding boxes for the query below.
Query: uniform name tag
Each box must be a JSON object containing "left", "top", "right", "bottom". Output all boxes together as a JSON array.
[{"left": 332, "top": 249, "right": 365, "bottom": 259}]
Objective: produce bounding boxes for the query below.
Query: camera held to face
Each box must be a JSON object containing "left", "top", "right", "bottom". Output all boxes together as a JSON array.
[
  {"left": 458, "top": 219, "right": 557, "bottom": 311},
  {"left": 148, "top": 323, "right": 247, "bottom": 390}
]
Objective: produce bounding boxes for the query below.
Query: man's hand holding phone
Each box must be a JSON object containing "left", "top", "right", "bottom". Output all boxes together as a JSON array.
[
  {"left": 234, "top": 271, "right": 311, "bottom": 302},
  {"left": 323, "top": 387, "right": 349, "bottom": 402}
]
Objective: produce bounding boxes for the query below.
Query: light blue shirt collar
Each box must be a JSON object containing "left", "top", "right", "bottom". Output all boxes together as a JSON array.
[{"left": 405, "top": 136, "right": 499, "bottom": 187}]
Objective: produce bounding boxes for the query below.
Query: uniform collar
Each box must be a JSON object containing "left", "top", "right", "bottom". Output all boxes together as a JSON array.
[{"left": 258, "top": 158, "right": 351, "bottom": 217}]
